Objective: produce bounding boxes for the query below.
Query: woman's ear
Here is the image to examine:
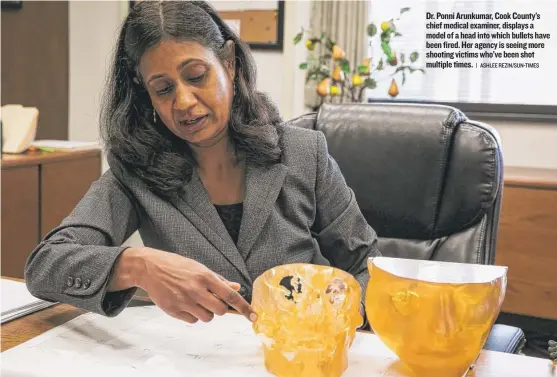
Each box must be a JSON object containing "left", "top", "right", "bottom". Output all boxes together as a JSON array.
[{"left": 224, "top": 40, "right": 236, "bottom": 81}]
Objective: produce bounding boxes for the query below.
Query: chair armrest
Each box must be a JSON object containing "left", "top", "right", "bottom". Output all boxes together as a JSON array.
[{"left": 483, "top": 324, "right": 526, "bottom": 354}]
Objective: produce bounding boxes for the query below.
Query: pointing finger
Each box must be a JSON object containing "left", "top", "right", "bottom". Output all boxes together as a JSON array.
[{"left": 208, "top": 277, "right": 257, "bottom": 322}]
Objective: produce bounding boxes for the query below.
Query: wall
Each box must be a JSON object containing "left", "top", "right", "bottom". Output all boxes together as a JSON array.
[
  {"left": 488, "top": 120, "right": 557, "bottom": 169},
  {"left": 68, "top": 1, "right": 125, "bottom": 147},
  {"left": 2, "top": 1, "right": 69, "bottom": 140},
  {"left": 280, "top": 0, "right": 312, "bottom": 120},
  {"left": 68, "top": 0, "right": 126, "bottom": 166}
]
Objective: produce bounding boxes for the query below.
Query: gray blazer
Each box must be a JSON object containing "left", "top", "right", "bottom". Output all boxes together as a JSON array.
[{"left": 24, "top": 123, "right": 381, "bottom": 317}]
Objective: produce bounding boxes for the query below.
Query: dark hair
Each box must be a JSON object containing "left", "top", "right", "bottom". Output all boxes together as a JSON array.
[{"left": 100, "top": 0, "right": 283, "bottom": 199}]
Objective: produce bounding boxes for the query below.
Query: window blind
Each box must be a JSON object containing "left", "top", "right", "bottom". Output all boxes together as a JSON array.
[{"left": 367, "top": 0, "right": 557, "bottom": 107}]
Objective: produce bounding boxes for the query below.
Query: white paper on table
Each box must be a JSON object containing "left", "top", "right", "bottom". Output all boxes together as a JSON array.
[
  {"left": 1, "top": 279, "right": 58, "bottom": 324},
  {"left": 0, "top": 305, "right": 400, "bottom": 377}
]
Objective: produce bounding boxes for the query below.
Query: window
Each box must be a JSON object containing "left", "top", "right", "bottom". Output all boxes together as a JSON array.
[{"left": 367, "top": 0, "right": 557, "bottom": 119}]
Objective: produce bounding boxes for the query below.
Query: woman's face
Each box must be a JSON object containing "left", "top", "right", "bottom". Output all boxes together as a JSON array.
[{"left": 138, "top": 40, "right": 235, "bottom": 147}]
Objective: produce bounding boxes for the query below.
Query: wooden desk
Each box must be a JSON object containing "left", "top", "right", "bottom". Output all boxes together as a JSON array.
[
  {"left": 497, "top": 167, "right": 557, "bottom": 320},
  {"left": 1, "top": 302, "right": 554, "bottom": 376},
  {"left": 1, "top": 149, "right": 102, "bottom": 279},
  {"left": 1, "top": 304, "right": 85, "bottom": 352}
]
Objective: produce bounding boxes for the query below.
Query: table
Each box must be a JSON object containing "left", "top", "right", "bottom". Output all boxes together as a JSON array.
[{"left": 1, "top": 302, "right": 555, "bottom": 377}]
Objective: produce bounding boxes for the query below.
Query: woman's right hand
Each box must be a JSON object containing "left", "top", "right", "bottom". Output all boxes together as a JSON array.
[{"left": 111, "top": 247, "right": 257, "bottom": 324}]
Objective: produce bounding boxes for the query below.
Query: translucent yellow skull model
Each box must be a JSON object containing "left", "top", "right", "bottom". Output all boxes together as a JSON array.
[
  {"left": 365, "top": 257, "right": 507, "bottom": 377},
  {"left": 252, "top": 264, "right": 363, "bottom": 377}
]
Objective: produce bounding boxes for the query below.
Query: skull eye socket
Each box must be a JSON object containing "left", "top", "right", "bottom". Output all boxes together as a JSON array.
[
  {"left": 325, "top": 278, "right": 347, "bottom": 294},
  {"left": 279, "top": 275, "right": 302, "bottom": 302},
  {"left": 325, "top": 278, "right": 347, "bottom": 304}
]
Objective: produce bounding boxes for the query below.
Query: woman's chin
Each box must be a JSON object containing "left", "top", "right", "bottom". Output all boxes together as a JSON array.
[
  {"left": 173, "top": 126, "right": 210, "bottom": 144},
  {"left": 186, "top": 131, "right": 227, "bottom": 148}
]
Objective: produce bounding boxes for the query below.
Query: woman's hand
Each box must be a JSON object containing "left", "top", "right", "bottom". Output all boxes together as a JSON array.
[{"left": 110, "top": 247, "right": 257, "bottom": 324}]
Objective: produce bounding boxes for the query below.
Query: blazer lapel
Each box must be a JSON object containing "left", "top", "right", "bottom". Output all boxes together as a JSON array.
[
  {"left": 171, "top": 171, "right": 252, "bottom": 283},
  {"left": 237, "top": 162, "right": 287, "bottom": 258}
]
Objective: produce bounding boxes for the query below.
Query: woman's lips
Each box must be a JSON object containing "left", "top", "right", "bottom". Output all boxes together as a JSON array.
[{"left": 178, "top": 114, "right": 208, "bottom": 132}]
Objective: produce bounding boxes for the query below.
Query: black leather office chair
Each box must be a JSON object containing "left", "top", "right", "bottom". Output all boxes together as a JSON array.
[{"left": 288, "top": 102, "right": 525, "bottom": 354}]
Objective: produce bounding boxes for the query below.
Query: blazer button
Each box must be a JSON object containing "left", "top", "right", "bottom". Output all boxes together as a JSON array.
[
  {"left": 238, "top": 285, "right": 247, "bottom": 297},
  {"left": 74, "top": 277, "right": 82, "bottom": 288},
  {"left": 66, "top": 277, "right": 74, "bottom": 287},
  {"left": 83, "top": 279, "right": 91, "bottom": 289}
]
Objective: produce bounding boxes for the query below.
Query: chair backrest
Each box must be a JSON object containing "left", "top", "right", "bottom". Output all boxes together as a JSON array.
[{"left": 287, "top": 102, "right": 504, "bottom": 265}]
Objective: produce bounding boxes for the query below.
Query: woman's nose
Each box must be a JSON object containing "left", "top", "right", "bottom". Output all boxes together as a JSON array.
[{"left": 174, "top": 84, "right": 197, "bottom": 111}]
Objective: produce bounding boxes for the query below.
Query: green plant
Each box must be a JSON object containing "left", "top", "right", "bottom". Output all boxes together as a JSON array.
[{"left": 294, "top": 7, "right": 424, "bottom": 106}]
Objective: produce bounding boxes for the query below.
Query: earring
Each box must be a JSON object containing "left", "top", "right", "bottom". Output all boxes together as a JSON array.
[{"left": 153, "top": 109, "right": 157, "bottom": 123}]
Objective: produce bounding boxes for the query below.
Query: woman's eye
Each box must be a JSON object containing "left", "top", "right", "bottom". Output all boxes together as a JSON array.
[
  {"left": 156, "top": 86, "right": 173, "bottom": 96},
  {"left": 189, "top": 73, "right": 206, "bottom": 83}
]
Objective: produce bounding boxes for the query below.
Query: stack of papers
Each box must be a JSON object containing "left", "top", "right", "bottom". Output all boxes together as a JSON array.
[
  {"left": 30, "top": 140, "right": 100, "bottom": 152},
  {"left": 1, "top": 279, "right": 57, "bottom": 324}
]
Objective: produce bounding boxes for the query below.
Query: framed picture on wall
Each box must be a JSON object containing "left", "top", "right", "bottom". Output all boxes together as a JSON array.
[{"left": 128, "top": 1, "right": 284, "bottom": 51}]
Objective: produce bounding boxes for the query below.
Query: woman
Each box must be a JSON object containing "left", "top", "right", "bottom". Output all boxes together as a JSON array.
[{"left": 24, "top": 1, "right": 380, "bottom": 325}]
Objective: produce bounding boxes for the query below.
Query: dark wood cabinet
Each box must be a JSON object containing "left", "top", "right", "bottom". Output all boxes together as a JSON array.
[
  {"left": 497, "top": 167, "right": 557, "bottom": 321},
  {"left": 1, "top": 149, "right": 101, "bottom": 278},
  {"left": 1, "top": 165, "right": 39, "bottom": 278}
]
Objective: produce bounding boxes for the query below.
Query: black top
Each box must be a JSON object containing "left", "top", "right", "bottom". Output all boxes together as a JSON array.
[{"left": 214, "top": 203, "right": 243, "bottom": 244}]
